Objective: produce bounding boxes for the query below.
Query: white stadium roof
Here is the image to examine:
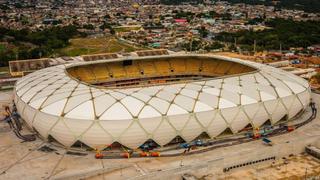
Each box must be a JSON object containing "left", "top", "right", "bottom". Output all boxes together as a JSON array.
[{"left": 14, "top": 55, "right": 311, "bottom": 149}]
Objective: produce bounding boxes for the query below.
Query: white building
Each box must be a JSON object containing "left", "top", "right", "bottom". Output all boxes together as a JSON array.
[{"left": 14, "top": 54, "right": 311, "bottom": 150}]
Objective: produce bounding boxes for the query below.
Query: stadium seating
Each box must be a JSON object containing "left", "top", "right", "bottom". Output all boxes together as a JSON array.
[
  {"left": 170, "top": 59, "right": 186, "bottom": 73},
  {"left": 82, "top": 53, "right": 118, "bottom": 61},
  {"left": 139, "top": 61, "right": 157, "bottom": 76},
  {"left": 67, "top": 56, "right": 256, "bottom": 86},
  {"left": 124, "top": 61, "right": 141, "bottom": 78},
  {"left": 186, "top": 58, "right": 202, "bottom": 72},
  {"left": 76, "top": 66, "right": 95, "bottom": 82},
  {"left": 154, "top": 60, "right": 171, "bottom": 75},
  {"left": 107, "top": 62, "right": 127, "bottom": 78},
  {"left": 136, "top": 49, "right": 169, "bottom": 57},
  {"left": 202, "top": 60, "right": 220, "bottom": 74},
  {"left": 215, "top": 61, "right": 233, "bottom": 75},
  {"left": 241, "top": 66, "right": 255, "bottom": 73},
  {"left": 91, "top": 64, "right": 110, "bottom": 81},
  {"left": 227, "top": 63, "right": 242, "bottom": 74},
  {"left": 67, "top": 68, "right": 78, "bottom": 79}
]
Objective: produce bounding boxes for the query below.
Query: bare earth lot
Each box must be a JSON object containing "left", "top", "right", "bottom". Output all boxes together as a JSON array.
[{"left": 58, "top": 36, "right": 142, "bottom": 56}]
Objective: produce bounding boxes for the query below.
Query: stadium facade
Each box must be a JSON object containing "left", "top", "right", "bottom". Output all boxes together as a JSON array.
[{"left": 14, "top": 55, "right": 311, "bottom": 149}]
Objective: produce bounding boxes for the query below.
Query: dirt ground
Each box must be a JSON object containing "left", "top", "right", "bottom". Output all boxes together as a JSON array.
[
  {"left": 199, "top": 154, "right": 320, "bottom": 180},
  {"left": 58, "top": 36, "right": 142, "bottom": 56}
]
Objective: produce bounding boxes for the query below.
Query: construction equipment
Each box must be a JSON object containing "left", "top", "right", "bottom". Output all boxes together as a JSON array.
[
  {"left": 194, "top": 139, "right": 204, "bottom": 146},
  {"left": 95, "top": 150, "right": 104, "bottom": 159},
  {"left": 253, "top": 133, "right": 261, "bottom": 139},
  {"left": 139, "top": 152, "right": 148, "bottom": 157},
  {"left": 287, "top": 126, "right": 295, "bottom": 132},
  {"left": 4, "top": 106, "right": 36, "bottom": 142},
  {"left": 139, "top": 140, "right": 158, "bottom": 151},
  {"left": 180, "top": 143, "right": 190, "bottom": 149},
  {"left": 179, "top": 139, "right": 204, "bottom": 149},
  {"left": 260, "top": 126, "right": 274, "bottom": 137},
  {"left": 262, "top": 138, "right": 274, "bottom": 146},
  {"left": 122, "top": 152, "right": 130, "bottom": 158},
  {"left": 150, "top": 152, "right": 160, "bottom": 157}
]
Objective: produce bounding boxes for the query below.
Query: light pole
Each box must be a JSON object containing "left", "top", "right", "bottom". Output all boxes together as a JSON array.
[
  {"left": 253, "top": 39, "right": 256, "bottom": 55},
  {"left": 120, "top": 164, "right": 123, "bottom": 176},
  {"left": 305, "top": 167, "right": 308, "bottom": 179},
  {"left": 180, "top": 150, "right": 185, "bottom": 167}
]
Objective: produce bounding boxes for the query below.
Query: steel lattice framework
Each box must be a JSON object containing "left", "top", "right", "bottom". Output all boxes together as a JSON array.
[{"left": 14, "top": 55, "right": 311, "bottom": 149}]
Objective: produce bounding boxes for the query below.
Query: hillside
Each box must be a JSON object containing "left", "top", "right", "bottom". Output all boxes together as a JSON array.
[
  {"left": 160, "top": 0, "right": 203, "bottom": 5},
  {"left": 160, "top": 0, "right": 320, "bottom": 13},
  {"left": 226, "top": 0, "right": 320, "bottom": 13}
]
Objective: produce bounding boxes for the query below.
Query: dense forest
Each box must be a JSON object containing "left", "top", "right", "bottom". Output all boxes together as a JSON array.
[
  {"left": 215, "top": 19, "right": 320, "bottom": 51},
  {"left": 0, "top": 25, "right": 84, "bottom": 66}
]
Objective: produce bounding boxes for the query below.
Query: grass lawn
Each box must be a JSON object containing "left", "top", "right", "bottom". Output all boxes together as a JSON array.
[
  {"left": 114, "top": 26, "right": 141, "bottom": 33},
  {"left": 58, "top": 36, "right": 142, "bottom": 56},
  {"left": 0, "top": 66, "right": 9, "bottom": 73}
]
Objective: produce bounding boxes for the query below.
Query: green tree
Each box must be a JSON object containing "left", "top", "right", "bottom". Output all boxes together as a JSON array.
[{"left": 198, "top": 26, "right": 209, "bottom": 38}]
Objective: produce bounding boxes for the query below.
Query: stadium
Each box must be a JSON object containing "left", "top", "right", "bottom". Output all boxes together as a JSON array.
[{"left": 13, "top": 54, "right": 311, "bottom": 150}]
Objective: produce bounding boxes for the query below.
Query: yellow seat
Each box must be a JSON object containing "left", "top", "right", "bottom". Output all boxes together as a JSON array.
[
  {"left": 241, "top": 66, "right": 255, "bottom": 73},
  {"left": 154, "top": 60, "right": 171, "bottom": 75},
  {"left": 77, "top": 67, "right": 95, "bottom": 82},
  {"left": 227, "top": 63, "right": 246, "bottom": 74},
  {"left": 92, "top": 65, "right": 109, "bottom": 81},
  {"left": 67, "top": 68, "right": 78, "bottom": 79},
  {"left": 186, "top": 59, "right": 201, "bottom": 72},
  {"left": 124, "top": 62, "right": 140, "bottom": 77},
  {"left": 215, "top": 61, "right": 233, "bottom": 75},
  {"left": 107, "top": 63, "right": 126, "bottom": 78},
  {"left": 202, "top": 60, "right": 219, "bottom": 74},
  {"left": 170, "top": 59, "right": 186, "bottom": 73},
  {"left": 139, "top": 61, "right": 157, "bottom": 76},
  {"left": 67, "top": 56, "right": 254, "bottom": 86}
]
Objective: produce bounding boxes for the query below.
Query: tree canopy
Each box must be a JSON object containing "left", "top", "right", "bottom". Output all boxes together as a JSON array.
[
  {"left": 215, "top": 19, "right": 320, "bottom": 51},
  {"left": 0, "top": 25, "right": 84, "bottom": 66}
]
